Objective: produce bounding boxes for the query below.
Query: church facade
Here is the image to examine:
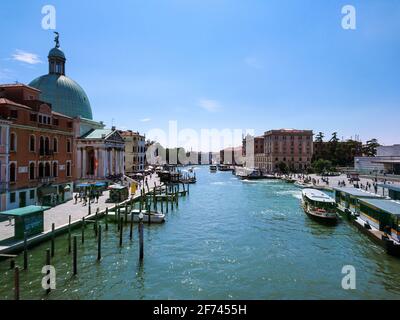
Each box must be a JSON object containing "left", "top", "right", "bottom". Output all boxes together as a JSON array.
[{"left": 29, "top": 35, "right": 125, "bottom": 184}]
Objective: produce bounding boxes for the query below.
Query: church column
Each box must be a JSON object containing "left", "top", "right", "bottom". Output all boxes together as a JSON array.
[
  {"left": 95, "top": 148, "right": 99, "bottom": 178},
  {"left": 77, "top": 147, "right": 82, "bottom": 179},
  {"left": 82, "top": 148, "right": 87, "bottom": 179}
]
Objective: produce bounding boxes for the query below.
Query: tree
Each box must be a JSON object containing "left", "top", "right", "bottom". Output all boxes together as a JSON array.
[
  {"left": 315, "top": 132, "right": 324, "bottom": 143},
  {"left": 312, "top": 159, "right": 333, "bottom": 174},
  {"left": 362, "top": 139, "right": 380, "bottom": 157},
  {"left": 278, "top": 161, "right": 288, "bottom": 174}
]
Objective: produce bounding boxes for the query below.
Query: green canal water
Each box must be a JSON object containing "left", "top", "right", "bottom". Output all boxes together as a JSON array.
[{"left": 1, "top": 166, "right": 400, "bottom": 300}]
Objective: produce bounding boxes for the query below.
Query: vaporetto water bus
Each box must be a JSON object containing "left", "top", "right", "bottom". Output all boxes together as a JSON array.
[{"left": 301, "top": 189, "right": 338, "bottom": 224}]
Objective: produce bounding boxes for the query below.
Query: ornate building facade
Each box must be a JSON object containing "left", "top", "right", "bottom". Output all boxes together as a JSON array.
[{"left": 0, "top": 83, "right": 75, "bottom": 210}]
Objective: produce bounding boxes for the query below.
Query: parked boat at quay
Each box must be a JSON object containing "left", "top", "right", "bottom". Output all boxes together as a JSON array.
[
  {"left": 235, "top": 167, "right": 264, "bottom": 180},
  {"left": 209, "top": 165, "right": 217, "bottom": 172},
  {"left": 301, "top": 188, "right": 338, "bottom": 225},
  {"left": 108, "top": 209, "right": 166, "bottom": 224}
]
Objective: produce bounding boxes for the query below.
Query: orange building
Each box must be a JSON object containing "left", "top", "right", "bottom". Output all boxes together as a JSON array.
[{"left": 0, "top": 83, "right": 74, "bottom": 209}]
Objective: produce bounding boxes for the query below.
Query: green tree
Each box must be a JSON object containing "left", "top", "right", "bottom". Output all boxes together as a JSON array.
[
  {"left": 315, "top": 132, "right": 324, "bottom": 143},
  {"left": 312, "top": 159, "right": 333, "bottom": 174},
  {"left": 278, "top": 161, "right": 288, "bottom": 173},
  {"left": 362, "top": 139, "right": 380, "bottom": 157}
]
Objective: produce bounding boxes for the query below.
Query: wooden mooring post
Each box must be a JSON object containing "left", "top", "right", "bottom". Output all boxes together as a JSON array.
[
  {"left": 129, "top": 211, "right": 133, "bottom": 240},
  {"left": 81, "top": 217, "right": 85, "bottom": 244},
  {"left": 139, "top": 217, "right": 144, "bottom": 262},
  {"left": 105, "top": 207, "right": 109, "bottom": 231},
  {"left": 73, "top": 236, "right": 77, "bottom": 275},
  {"left": 97, "top": 225, "right": 102, "bottom": 261},
  {"left": 68, "top": 215, "right": 72, "bottom": 254},
  {"left": 14, "top": 267, "right": 20, "bottom": 300}
]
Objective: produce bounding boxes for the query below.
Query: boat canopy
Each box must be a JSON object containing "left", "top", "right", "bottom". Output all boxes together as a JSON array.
[{"left": 303, "top": 189, "right": 335, "bottom": 203}]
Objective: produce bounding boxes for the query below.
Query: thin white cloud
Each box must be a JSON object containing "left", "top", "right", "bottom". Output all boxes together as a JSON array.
[
  {"left": 198, "top": 99, "right": 222, "bottom": 112},
  {"left": 12, "top": 50, "right": 42, "bottom": 65},
  {"left": 244, "top": 56, "right": 263, "bottom": 69},
  {"left": 140, "top": 118, "right": 151, "bottom": 122}
]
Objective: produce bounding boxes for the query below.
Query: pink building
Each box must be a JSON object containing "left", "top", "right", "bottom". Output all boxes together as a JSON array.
[{"left": 264, "top": 129, "right": 313, "bottom": 172}]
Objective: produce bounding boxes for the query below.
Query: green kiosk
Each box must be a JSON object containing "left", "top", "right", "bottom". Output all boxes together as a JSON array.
[{"left": 0, "top": 206, "right": 50, "bottom": 239}]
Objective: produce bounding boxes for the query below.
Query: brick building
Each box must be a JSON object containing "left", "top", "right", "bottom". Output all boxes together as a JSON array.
[
  {"left": 264, "top": 129, "right": 313, "bottom": 173},
  {"left": 0, "top": 84, "right": 74, "bottom": 210}
]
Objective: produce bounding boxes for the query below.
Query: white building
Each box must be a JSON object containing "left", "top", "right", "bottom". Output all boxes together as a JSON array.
[
  {"left": 355, "top": 144, "right": 400, "bottom": 175},
  {"left": 75, "top": 123, "right": 125, "bottom": 181}
]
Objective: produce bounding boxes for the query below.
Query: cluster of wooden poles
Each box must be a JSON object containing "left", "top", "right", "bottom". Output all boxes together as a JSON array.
[{"left": 9, "top": 182, "right": 189, "bottom": 300}]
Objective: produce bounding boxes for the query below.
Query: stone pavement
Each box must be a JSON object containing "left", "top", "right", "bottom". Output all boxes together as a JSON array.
[
  {"left": 0, "top": 173, "right": 161, "bottom": 245},
  {"left": 298, "top": 173, "right": 400, "bottom": 196}
]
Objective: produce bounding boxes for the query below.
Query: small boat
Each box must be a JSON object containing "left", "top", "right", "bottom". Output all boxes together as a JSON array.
[
  {"left": 301, "top": 188, "right": 338, "bottom": 224},
  {"left": 218, "top": 164, "right": 234, "bottom": 171},
  {"left": 294, "top": 181, "right": 312, "bottom": 189},
  {"left": 210, "top": 165, "right": 217, "bottom": 172},
  {"left": 188, "top": 167, "right": 194, "bottom": 173},
  {"left": 108, "top": 209, "right": 165, "bottom": 223}
]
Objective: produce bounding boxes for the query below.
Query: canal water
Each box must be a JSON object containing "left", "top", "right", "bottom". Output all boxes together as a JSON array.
[{"left": 1, "top": 166, "right": 400, "bottom": 300}]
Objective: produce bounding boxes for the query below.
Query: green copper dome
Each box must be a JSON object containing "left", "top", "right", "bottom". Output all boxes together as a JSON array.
[
  {"left": 29, "top": 74, "right": 93, "bottom": 119},
  {"left": 28, "top": 40, "right": 93, "bottom": 120}
]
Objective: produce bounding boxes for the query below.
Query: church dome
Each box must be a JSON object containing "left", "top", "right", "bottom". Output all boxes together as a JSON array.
[
  {"left": 29, "top": 35, "right": 93, "bottom": 120},
  {"left": 48, "top": 47, "right": 66, "bottom": 59},
  {"left": 29, "top": 74, "right": 93, "bottom": 119}
]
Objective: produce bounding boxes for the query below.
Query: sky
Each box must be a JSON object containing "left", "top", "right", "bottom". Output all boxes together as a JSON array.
[{"left": 1, "top": 0, "right": 399, "bottom": 151}]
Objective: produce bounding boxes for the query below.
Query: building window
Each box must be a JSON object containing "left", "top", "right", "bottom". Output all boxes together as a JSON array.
[
  {"left": 53, "top": 162, "right": 58, "bottom": 177},
  {"left": 30, "top": 190, "right": 35, "bottom": 200},
  {"left": 67, "top": 139, "right": 72, "bottom": 153},
  {"left": 30, "top": 113, "right": 37, "bottom": 122},
  {"left": 53, "top": 137, "right": 58, "bottom": 153},
  {"left": 45, "top": 137, "right": 50, "bottom": 154},
  {"left": 10, "top": 192, "right": 16, "bottom": 203},
  {"left": 38, "top": 163, "right": 44, "bottom": 178},
  {"left": 29, "top": 135, "right": 36, "bottom": 152},
  {"left": 10, "top": 163, "right": 16, "bottom": 182},
  {"left": 39, "top": 136, "right": 44, "bottom": 155},
  {"left": 10, "top": 132, "right": 16, "bottom": 151},
  {"left": 52, "top": 118, "right": 59, "bottom": 126},
  {"left": 66, "top": 161, "right": 71, "bottom": 177},
  {"left": 45, "top": 162, "right": 51, "bottom": 177},
  {"left": 29, "top": 162, "right": 35, "bottom": 180}
]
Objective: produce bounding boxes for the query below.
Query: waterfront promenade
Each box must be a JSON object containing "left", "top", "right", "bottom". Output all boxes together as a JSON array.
[
  {"left": 293, "top": 173, "right": 400, "bottom": 196},
  {"left": 0, "top": 174, "right": 161, "bottom": 252}
]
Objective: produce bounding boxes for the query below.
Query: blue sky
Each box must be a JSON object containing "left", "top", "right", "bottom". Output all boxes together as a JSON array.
[{"left": 1, "top": 0, "right": 399, "bottom": 150}]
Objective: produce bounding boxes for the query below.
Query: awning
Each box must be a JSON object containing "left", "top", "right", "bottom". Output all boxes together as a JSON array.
[{"left": 0, "top": 205, "right": 51, "bottom": 217}]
